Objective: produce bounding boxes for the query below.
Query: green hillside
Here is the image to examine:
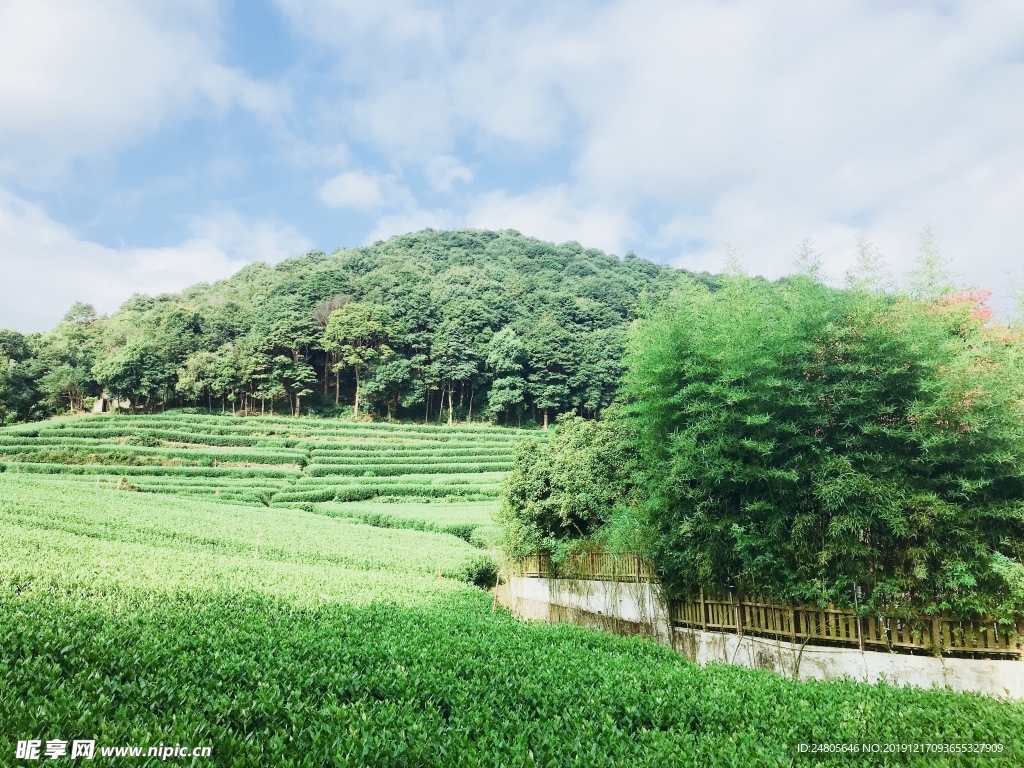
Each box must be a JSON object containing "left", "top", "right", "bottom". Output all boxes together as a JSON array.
[
  {"left": 0, "top": 411, "right": 532, "bottom": 545},
  {"left": 2, "top": 471, "right": 1021, "bottom": 766},
  {"left": 1, "top": 229, "right": 712, "bottom": 427}
]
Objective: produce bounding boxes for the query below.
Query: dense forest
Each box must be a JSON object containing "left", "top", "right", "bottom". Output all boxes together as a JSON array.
[
  {"left": 500, "top": 255, "right": 1024, "bottom": 620},
  {"left": 0, "top": 229, "right": 710, "bottom": 427}
]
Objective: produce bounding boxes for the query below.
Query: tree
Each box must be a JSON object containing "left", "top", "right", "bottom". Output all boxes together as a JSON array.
[
  {"left": 93, "top": 340, "right": 177, "bottom": 412},
  {"left": 524, "top": 316, "right": 575, "bottom": 429},
  {"left": 498, "top": 414, "right": 638, "bottom": 559},
  {"left": 176, "top": 351, "right": 221, "bottom": 411},
  {"left": 313, "top": 293, "right": 354, "bottom": 399},
  {"left": 485, "top": 327, "right": 527, "bottom": 424},
  {"left": 568, "top": 327, "right": 626, "bottom": 418},
  {"left": 0, "top": 353, "right": 12, "bottom": 424},
  {"left": 39, "top": 363, "right": 92, "bottom": 413},
  {"left": 361, "top": 351, "right": 416, "bottom": 419},
  {"left": 33, "top": 306, "right": 102, "bottom": 413},
  {"left": 269, "top": 354, "right": 317, "bottom": 416},
  {"left": 0, "top": 330, "right": 37, "bottom": 423},
  {"left": 322, "top": 303, "right": 392, "bottom": 418},
  {"left": 621, "top": 273, "right": 1024, "bottom": 620},
  {"left": 313, "top": 293, "right": 353, "bottom": 327},
  {"left": 906, "top": 224, "right": 957, "bottom": 300},
  {"left": 430, "top": 318, "right": 478, "bottom": 425},
  {"left": 1, "top": 229, "right": 688, "bottom": 425},
  {"left": 793, "top": 237, "right": 824, "bottom": 282},
  {"left": 845, "top": 237, "right": 893, "bottom": 293}
]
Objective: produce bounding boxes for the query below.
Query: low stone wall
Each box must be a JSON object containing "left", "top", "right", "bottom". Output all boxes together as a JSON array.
[{"left": 500, "top": 576, "right": 1024, "bottom": 700}]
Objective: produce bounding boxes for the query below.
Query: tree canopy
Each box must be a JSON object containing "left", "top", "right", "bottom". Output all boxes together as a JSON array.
[
  {"left": 0, "top": 229, "right": 704, "bottom": 425},
  {"left": 505, "top": 266, "right": 1024, "bottom": 621}
]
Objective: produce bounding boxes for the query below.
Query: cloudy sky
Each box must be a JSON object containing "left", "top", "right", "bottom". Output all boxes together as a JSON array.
[{"left": 1, "top": 0, "right": 1023, "bottom": 331}]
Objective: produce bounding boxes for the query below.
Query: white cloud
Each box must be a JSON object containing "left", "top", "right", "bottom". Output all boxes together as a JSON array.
[
  {"left": 365, "top": 208, "right": 454, "bottom": 245},
  {"left": 278, "top": 0, "right": 1024, "bottom": 308},
  {"left": 318, "top": 170, "right": 413, "bottom": 212},
  {"left": 0, "top": 0, "right": 285, "bottom": 181},
  {"left": 425, "top": 155, "right": 473, "bottom": 192},
  {"left": 467, "top": 185, "right": 636, "bottom": 255},
  {"left": 0, "top": 192, "right": 310, "bottom": 332},
  {"left": 188, "top": 209, "right": 313, "bottom": 265}
]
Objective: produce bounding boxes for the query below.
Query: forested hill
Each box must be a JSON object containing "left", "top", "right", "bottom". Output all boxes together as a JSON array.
[{"left": 0, "top": 229, "right": 714, "bottom": 426}]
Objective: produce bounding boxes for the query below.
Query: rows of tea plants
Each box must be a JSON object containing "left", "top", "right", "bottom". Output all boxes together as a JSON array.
[
  {"left": 314, "top": 500, "right": 502, "bottom": 545},
  {"left": 1, "top": 473, "right": 1021, "bottom": 766},
  {"left": 0, "top": 411, "right": 528, "bottom": 513}
]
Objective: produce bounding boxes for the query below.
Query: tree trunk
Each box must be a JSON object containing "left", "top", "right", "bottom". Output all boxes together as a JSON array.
[
  {"left": 295, "top": 394, "right": 301, "bottom": 417},
  {"left": 543, "top": 409, "right": 548, "bottom": 430},
  {"left": 353, "top": 366, "right": 361, "bottom": 419},
  {"left": 448, "top": 382, "right": 454, "bottom": 426},
  {"left": 334, "top": 359, "right": 340, "bottom": 406},
  {"left": 467, "top": 386, "right": 473, "bottom": 423},
  {"left": 425, "top": 387, "right": 430, "bottom": 424}
]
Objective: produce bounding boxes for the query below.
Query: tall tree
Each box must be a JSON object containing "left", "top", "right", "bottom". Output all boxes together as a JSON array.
[
  {"left": 907, "top": 224, "right": 957, "bottom": 300},
  {"left": 485, "top": 327, "right": 527, "bottom": 425},
  {"left": 524, "top": 316, "right": 576, "bottom": 429},
  {"left": 322, "top": 302, "right": 393, "bottom": 418},
  {"left": 845, "top": 237, "right": 894, "bottom": 294}
]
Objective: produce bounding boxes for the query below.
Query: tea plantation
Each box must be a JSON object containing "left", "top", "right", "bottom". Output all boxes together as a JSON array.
[
  {"left": 1, "top": 414, "right": 1022, "bottom": 766},
  {"left": 0, "top": 411, "right": 523, "bottom": 516}
]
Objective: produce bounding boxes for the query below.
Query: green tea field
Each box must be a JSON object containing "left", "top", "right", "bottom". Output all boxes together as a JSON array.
[
  {"left": 0, "top": 412, "right": 524, "bottom": 537},
  {"left": 1, "top": 414, "right": 1022, "bottom": 766}
]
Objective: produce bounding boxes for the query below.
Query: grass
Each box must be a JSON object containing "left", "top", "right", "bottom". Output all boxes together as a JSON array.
[{"left": 1, "top": 472, "right": 1022, "bottom": 766}]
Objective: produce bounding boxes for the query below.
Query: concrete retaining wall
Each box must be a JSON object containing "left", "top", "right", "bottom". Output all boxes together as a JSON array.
[{"left": 501, "top": 576, "right": 1024, "bottom": 700}]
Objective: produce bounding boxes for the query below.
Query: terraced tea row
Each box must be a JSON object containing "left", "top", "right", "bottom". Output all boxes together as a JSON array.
[
  {"left": 0, "top": 412, "right": 532, "bottom": 510},
  {"left": 3, "top": 473, "right": 1021, "bottom": 766}
]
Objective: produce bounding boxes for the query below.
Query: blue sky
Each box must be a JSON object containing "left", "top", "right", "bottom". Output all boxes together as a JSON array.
[{"left": 1, "top": 0, "right": 1023, "bottom": 330}]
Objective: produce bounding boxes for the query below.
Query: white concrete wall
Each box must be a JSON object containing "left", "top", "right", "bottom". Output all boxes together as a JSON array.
[{"left": 503, "top": 576, "right": 1024, "bottom": 700}]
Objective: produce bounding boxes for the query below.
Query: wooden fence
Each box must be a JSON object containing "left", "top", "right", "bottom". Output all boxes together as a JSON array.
[
  {"left": 519, "top": 551, "right": 652, "bottom": 582},
  {"left": 671, "top": 592, "right": 1024, "bottom": 658},
  {"left": 518, "top": 553, "right": 1024, "bottom": 658}
]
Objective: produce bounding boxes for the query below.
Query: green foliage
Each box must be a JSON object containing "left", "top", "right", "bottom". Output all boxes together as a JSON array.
[
  {"left": 907, "top": 224, "right": 958, "bottom": 300},
  {"left": 498, "top": 414, "right": 637, "bottom": 559},
  {"left": 4, "top": 229, "right": 696, "bottom": 424},
  {"left": 0, "top": 411, "right": 526, "bottom": 509},
  {"left": 316, "top": 500, "right": 498, "bottom": 545},
  {"left": 485, "top": 326, "right": 528, "bottom": 424},
  {"left": 625, "top": 274, "right": 1024, "bottom": 618},
  {"left": 0, "top": 328, "right": 63, "bottom": 423},
  {"left": 1, "top": 474, "right": 1022, "bottom": 766}
]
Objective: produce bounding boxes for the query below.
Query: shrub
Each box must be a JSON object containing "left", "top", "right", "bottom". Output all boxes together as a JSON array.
[
  {"left": 626, "top": 275, "right": 1024, "bottom": 619},
  {"left": 497, "top": 414, "right": 639, "bottom": 559}
]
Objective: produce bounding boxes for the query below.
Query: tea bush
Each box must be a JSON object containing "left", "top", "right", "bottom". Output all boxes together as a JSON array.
[{"left": 1, "top": 473, "right": 1021, "bottom": 767}]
